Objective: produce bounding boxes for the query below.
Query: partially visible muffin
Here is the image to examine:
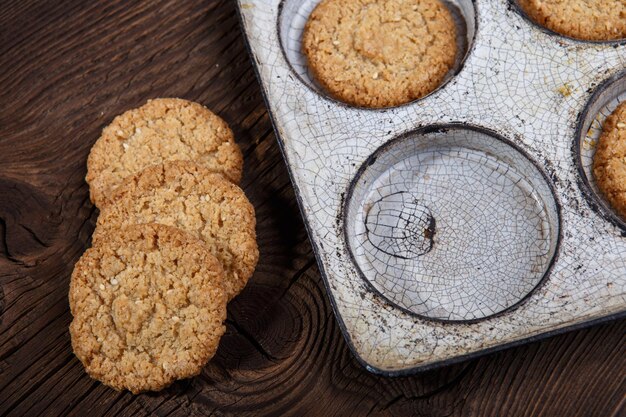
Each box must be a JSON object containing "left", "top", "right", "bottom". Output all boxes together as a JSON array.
[
  {"left": 593, "top": 102, "right": 626, "bottom": 218},
  {"left": 519, "top": 0, "right": 626, "bottom": 41},
  {"left": 302, "top": 0, "right": 458, "bottom": 108}
]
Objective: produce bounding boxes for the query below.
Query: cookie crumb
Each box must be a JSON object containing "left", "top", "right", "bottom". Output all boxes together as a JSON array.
[{"left": 557, "top": 84, "right": 572, "bottom": 97}]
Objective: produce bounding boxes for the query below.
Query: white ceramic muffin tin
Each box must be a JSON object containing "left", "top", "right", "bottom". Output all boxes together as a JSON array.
[{"left": 237, "top": 0, "right": 626, "bottom": 373}]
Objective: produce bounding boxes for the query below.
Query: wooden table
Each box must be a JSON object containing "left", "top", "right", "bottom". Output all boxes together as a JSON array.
[{"left": 0, "top": 1, "right": 624, "bottom": 416}]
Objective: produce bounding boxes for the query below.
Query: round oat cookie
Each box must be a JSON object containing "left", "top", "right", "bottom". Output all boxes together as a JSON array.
[
  {"left": 519, "top": 0, "right": 626, "bottom": 41},
  {"left": 86, "top": 98, "right": 243, "bottom": 207},
  {"left": 593, "top": 102, "right": 626, "bottom": 218},
  {"left": 302, "top": 0, "right": 458, "bottom": 108},
  {"left": 93, "top": 161, "right": 258, "bottom": 300},
  {"left": 69, "top": 223, "right": 227, "bottom": 394}
]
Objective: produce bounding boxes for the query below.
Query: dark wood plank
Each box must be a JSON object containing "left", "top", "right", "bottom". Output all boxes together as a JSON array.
[{"left": 0, "top": 1, "right": 624, "bottom": 416}]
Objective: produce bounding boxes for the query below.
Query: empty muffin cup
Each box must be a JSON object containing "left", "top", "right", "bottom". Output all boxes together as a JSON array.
[{"left": 344, "top": 125, "right": 560, "bottom": 321}]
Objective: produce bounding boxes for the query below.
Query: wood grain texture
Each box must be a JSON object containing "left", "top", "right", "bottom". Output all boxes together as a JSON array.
[{"left": 0, "top": 1, "right": 624, "bottom": 416}]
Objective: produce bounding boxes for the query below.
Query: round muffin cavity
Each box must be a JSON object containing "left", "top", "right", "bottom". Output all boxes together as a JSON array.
[
  {"left": 69, "top": 224, "right": 227, "bottom": 394},
  {"left": 302, "top": 0, "right": 458, "bottom": 108},
  {"left": 593, "top": 102, "right": 626, "bottom": 219},
  {"left": 86, "top": 98, "right": 243, "bottom": 207},
  {"left": 519, "top": 0, "right": 626, "bottom": 41},
  {"left": 93, "top": 161, "right": 259, "bottom": 300}
]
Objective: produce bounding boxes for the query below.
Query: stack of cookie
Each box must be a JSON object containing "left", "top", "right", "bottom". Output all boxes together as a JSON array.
[{"left": 69, "top": 98, "right": 259, "bottom": 393}]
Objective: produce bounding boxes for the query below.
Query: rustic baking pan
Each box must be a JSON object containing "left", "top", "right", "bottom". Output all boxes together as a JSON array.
[{"left": 237, "top": 0, "right": 626, "bottom": 374}]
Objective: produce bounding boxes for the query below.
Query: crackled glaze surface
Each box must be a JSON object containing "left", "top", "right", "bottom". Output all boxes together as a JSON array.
[{"left": 238, "top": 0, "right": 626, "bottom": 372}]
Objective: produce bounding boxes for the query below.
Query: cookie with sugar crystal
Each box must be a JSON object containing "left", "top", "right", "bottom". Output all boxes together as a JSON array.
[
  {"left": 593, "top": 102, "right": 626, "bottom": 219},
  {"left": 86, "top": 98, "right": 243, "bottom": 207},
  {"left": 302, "top": 0, "right": 457, "bottom": 108},
  {"left": 519, "top": 0, "right": 626, "bottom": 41},
  {"left": 93, "top": 161, "right": 258, "bottom": 300},
  {"left": 69, "top": 223, "right": 227, "bottom": 393}
]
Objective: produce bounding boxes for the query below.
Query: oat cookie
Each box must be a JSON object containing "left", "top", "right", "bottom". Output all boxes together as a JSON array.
[
  {"left": 86, "top": 98, "right": 243, "bottom": 207},
  {"left": 302, "top": 0, "right": 458, "bottom": 108},
  {"left": 93, "top": 161, "right": 258, "bottom": 300},
  {"left": 593, "top": 102, "right": 626, "bottom": 218},
  {"left": 69, "top": 224, "right": 227, "bottom": 393},
  {"left": 519, "top": 0, "right": 626, "bottom": 41}
]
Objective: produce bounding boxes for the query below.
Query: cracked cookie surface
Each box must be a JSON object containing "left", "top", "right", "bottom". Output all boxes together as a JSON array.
[
  {"left": 302, "top": 0, "right": 457, "bottom": 108},
  {"left": 93, "top": 161, "right": 258, "bottom": 300},
  {"left": 69, "top": 223, "right": 227, "bottom": 393},
  {"left": 593, "top": 102, "right": 626, "bottom": 219},
  {"left": 519, "top": 0, "right": 626, "bottom": 41},
  {"left": 86, "top": 98, "right": 243, "bottom": 207}
]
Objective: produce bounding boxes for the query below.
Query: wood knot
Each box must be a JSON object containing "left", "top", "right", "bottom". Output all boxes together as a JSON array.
[
  {"left": 0, "top": 284, "right": 4, "bottom": 322},
  {"left": 0, "top": 178, "right": 59, "bottom": 266}
]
